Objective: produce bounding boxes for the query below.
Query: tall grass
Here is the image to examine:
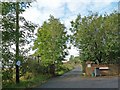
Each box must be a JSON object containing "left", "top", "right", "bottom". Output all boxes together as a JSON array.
[{"left": 3, "top": 74, "right": 51, "bottom": 90}]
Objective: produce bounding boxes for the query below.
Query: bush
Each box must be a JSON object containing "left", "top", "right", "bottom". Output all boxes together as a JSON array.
[
  {"left": 2, "top": 68, "right": 14, "bottom": 83},
  {"left": 21, "top": 72, "right": 33, "bottom": 80},
  {"left": 55, "top": 63, "right": 74, "bottom": 75}
]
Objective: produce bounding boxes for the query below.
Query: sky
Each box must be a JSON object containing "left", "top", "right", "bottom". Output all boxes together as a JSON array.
[{"left": 22, "top": 0, "right": 119, "bottom": 59}]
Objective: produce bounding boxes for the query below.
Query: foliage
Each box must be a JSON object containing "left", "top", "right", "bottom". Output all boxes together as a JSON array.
[
  {"left": 56, "top": 62, "right": 74, "bottom": 75},
  {"left": 1, "top": 2, "right": 37, "bottom": 83},
  {"left": 21, "top": 58, "right": 49, "bottom": 77},
  {"left": 3, "top": 74, "right": 51, "bottom": 89},
  {"left": 33, "top": 15, "right": 68, "bottom": 69},
  {"left": 69, "top": 56, "right": 81, "bottom": 64},
  {"left": 70, "top": 11, "right": 119, "bottom": 64}
]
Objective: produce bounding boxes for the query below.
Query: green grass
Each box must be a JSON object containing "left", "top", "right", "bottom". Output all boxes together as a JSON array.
[
  {"left": 3, "top": 74, "right": 51, "bottom": 90},
  {"left": 3, "top": 70, "right": 68, "bottom": 90},
  {"left": 56, "top": 70, "right": 65, "bottom": 75},
  {"left": 55, "top": 63, "right": 75, "bottom": 76},
  {"left": 3, "top": 62, "right": 76, "bottom": 90}
]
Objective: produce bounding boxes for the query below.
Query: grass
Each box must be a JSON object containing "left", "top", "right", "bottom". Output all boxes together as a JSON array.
[
  {"left": 3, "top": 62, "right": 76, "bottom": 90},
  {"left": 55, "top": 62, "right": 75, "bottom": 76},
  {"left": 56, "top": 70, "right": 65, "bottom": 75},
  {"left": 3, "top": 74, "right": 51, "bottom": 90}
]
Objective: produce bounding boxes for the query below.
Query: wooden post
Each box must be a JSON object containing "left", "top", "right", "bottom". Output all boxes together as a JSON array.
[{"left": 16, "top": 1, "right": 20, "bottom": 84}]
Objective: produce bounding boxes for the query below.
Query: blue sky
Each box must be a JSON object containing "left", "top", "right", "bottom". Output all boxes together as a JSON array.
[{"left": 22, "top": 0, "right": 119, "bottom": 58}]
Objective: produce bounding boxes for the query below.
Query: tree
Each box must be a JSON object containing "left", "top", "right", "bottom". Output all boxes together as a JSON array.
[
  {"left": 69, "top": 55, "right": 74, "bottom": 61},
  {"left": 33, "top": 15, "right": 68, "bottom": 75},
  {"left": 70, "top": 11, "right": 119, "bottom": 64},
  {"left": 1, "top": 2, "right": 37, "bottom": 84}
]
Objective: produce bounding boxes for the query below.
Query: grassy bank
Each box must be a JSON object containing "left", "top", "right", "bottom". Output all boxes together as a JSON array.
[
  {"left": 2, "top": 62, "right": 75, "bottom": 90},
  {"left": 3, "top": 74, "right": 51, "bottom": 90}
]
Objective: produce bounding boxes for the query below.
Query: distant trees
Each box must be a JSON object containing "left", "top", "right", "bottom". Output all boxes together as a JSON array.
[
  {"left": 70, "top": 11, "right": 119, "bottom": 64},
  {"left": 69, "top": 56, "right": 81, "bottom": 64},
  {"left": 69, "top": 55, "right": 74, "bottom": 61}
]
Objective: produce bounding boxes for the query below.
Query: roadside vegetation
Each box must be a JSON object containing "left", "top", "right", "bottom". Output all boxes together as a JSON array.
[
  {"left": 1, "top": 1, "right": 119, "bottom": 90},
  {"left": 70, "top": 11, "right": 119, "bottom": 76},
  {"left": 3, "top": 59, "right": 76, "bottom": 89},
  {"left": 70, "top": 11, "right": 119, "bottom": 64},
  {"left": 2, "top": 2, "right": 77, "bottom": 89}
]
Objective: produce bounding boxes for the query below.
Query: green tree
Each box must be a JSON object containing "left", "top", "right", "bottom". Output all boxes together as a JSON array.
[
  {"left": 33, "top": 15, "right": 68, "bottom": 75},
  {"left": 1, "top": 2, "right": 37, "bottom": 84},
  {"left": 70, "top": 11, "right": 119, "bottom": 64}
]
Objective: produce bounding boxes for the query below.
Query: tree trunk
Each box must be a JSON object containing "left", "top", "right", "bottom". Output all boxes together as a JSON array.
[{"left": 50, "top": 64, "right": 55, "bottom": 76}]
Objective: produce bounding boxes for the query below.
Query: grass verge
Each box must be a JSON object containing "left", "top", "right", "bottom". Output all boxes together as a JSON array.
[
  {"left": 2, "top": 74, "right": 51, "bottom": 90},
  {"left": 3, "top": 62, "right": 75, "bottom": 90}
]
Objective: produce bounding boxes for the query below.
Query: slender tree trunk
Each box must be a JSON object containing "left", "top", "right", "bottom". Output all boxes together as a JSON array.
[{"left": 16, "top": 1, "right": 20, "bottom": 84}]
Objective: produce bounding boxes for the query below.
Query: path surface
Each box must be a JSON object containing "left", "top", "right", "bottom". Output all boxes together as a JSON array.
[{"left": 36, "top": 66, "right": 118, "bottom": 88}]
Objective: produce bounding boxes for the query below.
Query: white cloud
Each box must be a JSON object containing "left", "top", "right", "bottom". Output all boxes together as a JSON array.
[
  {"left": 22, "top": 0, "right": 118, "bottom": 56},
  {"left": 22, "top": 0, "right": 118, "bottom": 25}
]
